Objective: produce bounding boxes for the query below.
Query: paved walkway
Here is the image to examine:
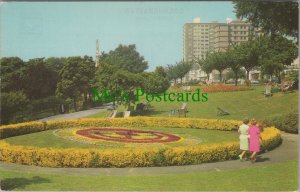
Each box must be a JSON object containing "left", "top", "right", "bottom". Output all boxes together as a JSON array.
[
  {"left": 0, "top": 133, "right": 297, "bottom": 176},
  {"left": 38, "top": 107, "right": 106, "bottom": 121}
]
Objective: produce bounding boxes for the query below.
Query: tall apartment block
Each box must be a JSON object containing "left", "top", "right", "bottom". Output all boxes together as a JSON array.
[{"left": 183, "top": 18, "right": 255, "bottom": 82}]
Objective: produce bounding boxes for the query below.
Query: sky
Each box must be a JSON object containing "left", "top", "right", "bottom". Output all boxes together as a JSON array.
[{"left": 1, "top": 2, "right": 236, "bottom": 71}]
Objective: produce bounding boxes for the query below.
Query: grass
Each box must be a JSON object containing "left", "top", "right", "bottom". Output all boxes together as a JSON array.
[
  {"left": 0, "top": 160, "right": 297, "bottom": 191},
  {"left": 88, "top": 86, "right": 298, "bottom": 120},
  {"left": 4, "top": 127, "right": 238, "bottom": 149}
]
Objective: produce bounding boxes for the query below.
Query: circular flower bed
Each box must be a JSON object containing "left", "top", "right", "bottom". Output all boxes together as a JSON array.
[
  {"left": 0, "top": 117, "right": 281, "bottom": 168},
  {"left": 76, "top": 128, "right": 181, "bottom": 143}
]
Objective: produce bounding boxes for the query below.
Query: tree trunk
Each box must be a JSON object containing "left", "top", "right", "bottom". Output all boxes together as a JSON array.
[
  {"left": 246, "top": 70, "right": 250, "bottom": 80},
  {"left": 278, "top": 72, "right": 281, "bottom": 84},
  {"left": 219, "top": 71, "right": 222, "bottom": 83},
  {"left": 206, "top": 73, "right": 210, "bottom": 81},
  {"left": 73, "top": 97, "right": 77, "bottom": 111},
  {"left": 84, "top": 93, "right": 88, "bottom": 102},
  {"left": 235, "top": 71, "right": 238, "bottom": 86}
]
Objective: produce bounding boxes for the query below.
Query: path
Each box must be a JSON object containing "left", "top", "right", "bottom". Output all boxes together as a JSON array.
[
  {"left": 0, "top": 133, "right": 297, "bottom": 176},
  {"left": 38, "top": 107, "right": 106, "bottom": 121}
]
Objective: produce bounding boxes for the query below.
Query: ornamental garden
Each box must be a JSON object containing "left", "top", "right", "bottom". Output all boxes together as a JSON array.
[{"left": 0, "top": 117, "right": 281, "bottom": 168}]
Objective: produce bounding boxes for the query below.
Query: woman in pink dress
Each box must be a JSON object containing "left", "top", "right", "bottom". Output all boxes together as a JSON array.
[{"left": 248, "top": 119, "right": 262, "bottom": 163}]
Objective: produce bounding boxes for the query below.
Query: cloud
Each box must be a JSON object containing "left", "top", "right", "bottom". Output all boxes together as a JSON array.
[{"left": 226, "top": 17, "right": 232, "bottom": 24}]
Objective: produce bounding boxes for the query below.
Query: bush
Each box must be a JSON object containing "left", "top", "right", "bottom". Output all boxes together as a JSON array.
[
  {"left": 263, "top": 111, "right": 298, "bottom": 133},
  {"left": 0, "top": 121, "right": 46, "bottom": 139},
  {"left": 0, "top": 91, "right": 29, "bottom": 124}
]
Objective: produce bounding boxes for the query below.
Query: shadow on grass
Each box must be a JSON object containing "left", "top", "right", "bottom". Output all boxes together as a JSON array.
[
  {"left": 1, "top": 176, "right": 50, "bottom": 191},
  {"left": 131, "top": 110, "right": 168, "bottom": 116},
  {"left": 256, "top": 157, "right": 271, "bottom": 163}
]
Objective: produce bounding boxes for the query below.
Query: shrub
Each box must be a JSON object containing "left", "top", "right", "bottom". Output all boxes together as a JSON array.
[
  {"left": 1, "top": 91, "right": 29, "bottom": 124},
  {"left": 0, "top": 121, "right": 46, "bottom": 139},
  {"left": 263, "top": 111, "right": 298, "bottom": 133}
]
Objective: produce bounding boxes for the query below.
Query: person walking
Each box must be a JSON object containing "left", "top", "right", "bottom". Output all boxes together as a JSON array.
[
  {"left": 248, "top": 119, "right": 262, "bottom": 163},
  {"left": 238, "top": 118, "right": 250, "bottom": 161}
]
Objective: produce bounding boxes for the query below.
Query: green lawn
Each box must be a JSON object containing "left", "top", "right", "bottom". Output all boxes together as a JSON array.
[
  {"left": 0, "top": 160, "right": 297, "bottom": 191},
  {"left": 4, "top": 127, "right": 238, "bottom": 149},
  {"left": 88, "top": 86, "right": 298, "bottom": 120}
]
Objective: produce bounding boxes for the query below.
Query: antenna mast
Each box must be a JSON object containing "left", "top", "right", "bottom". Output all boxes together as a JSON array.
[{"left": 95, "top": 39, "right": 100, "bottom": 67}]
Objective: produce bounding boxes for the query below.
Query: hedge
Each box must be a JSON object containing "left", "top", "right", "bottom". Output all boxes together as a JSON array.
[
  {"left": 263, "top": 111, "right": 298, "bottom": 134},
  {"left": 0, "top": 117, "right": 281, "bottom": 167}
]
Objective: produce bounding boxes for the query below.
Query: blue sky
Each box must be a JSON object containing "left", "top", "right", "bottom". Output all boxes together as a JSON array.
[{"left": 1, "top": 2, "right": 236, "bottom": 71}]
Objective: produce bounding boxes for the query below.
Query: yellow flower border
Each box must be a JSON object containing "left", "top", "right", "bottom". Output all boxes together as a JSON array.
[{"left": 0, "top": 117, "right": 281, "bottom": 168}]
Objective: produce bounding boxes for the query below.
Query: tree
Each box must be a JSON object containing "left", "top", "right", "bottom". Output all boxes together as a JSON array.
[
  {"left": 94, "top": 62, "right": 143, "bottom": 108},
  {"left": 94, "top": 63, "right": 170, "bottom": 109},
  {"left": 1, "top": 91, "right": 29, "bottom": 124},
  {"left": 165, "top": 61, "right": 193, "bottom": 84},
  {"left": 234, "top": 1, "right": 298, "bottom": 40},
  {"left": 45, "top": 57, "right": 67, "bottom": 73},
  {"left": 165, "top": 64, "right": 178, "bottom": 83},
  {"left": 154, "top": 66, "right": 168, "bottom": 78},
  {"left": 22, "top": 58, "right": 58, "bottom": 99},
  {"left": 226, "top": 49, "right": 243, "bottom": 86},
  {"left": 0, "top": 57, "right": 26, "bottom": 92},
  {"left": 56, "top": 56, "right": 95, "bottom": 111},
  {"left": 235, "top": 38, "right": 262, "bottom": 80},
  {"left": 101, "top": 44, "right": 148, "bottom": 73},
  {"left": 142, "top": 67, "right": 170, "bottom": 95},
  {"left": 195, "top": 56, "right": 214, "bottom": 81},
  {"left": 226, "top": 68, "right": 246, "bottom": 82},
  {"left": 208, "top": 52, "right": 229, "bottom": 82},
  {"left": 260, "top": 35, "right": 298, "bottom": 82},
  {"left": 175, "top": 61, "right": 193, "bottom": 83}
]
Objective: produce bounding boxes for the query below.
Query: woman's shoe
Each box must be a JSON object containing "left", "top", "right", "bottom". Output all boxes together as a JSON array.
[
  {"left": 238, "top": 155, "right": 243, "bottom": 161},
  {"left": 250, "top": 157, "right": 256, "bottom": 163}
]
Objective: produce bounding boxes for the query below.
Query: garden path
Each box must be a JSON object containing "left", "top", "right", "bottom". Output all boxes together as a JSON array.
[{"left": 38, "top": 107, "right": 107, "bottom": 121}]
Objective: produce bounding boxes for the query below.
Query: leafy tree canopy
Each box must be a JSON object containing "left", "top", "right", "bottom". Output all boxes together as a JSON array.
[
  {"left": 165, "top": 61, "right": 193, "bottom": 83},
  {"left": 56, "top": 56, "right": 95, "bottom": 111},
  {"left": 22, "top": 58, "right": 58, "bottom": 99},
  {"left": 100, "top": 44, "right": 148, "bottom": 73},
  {"left": 45, "top": 57, "right": 67, "bottom": 73},
  {"left": 0, "top": 57, "right": 26, "bottom": 92},
  {"left": 234, "top": 1, "right": 298, "bottom": 39},
  {"left": 1, "top": 91, "right": 29, "bottom": 124}
]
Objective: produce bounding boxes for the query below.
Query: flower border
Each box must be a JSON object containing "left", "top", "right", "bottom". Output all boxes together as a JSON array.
[{"left": 0, "top": 117, "right": 281, "bottom": 168}]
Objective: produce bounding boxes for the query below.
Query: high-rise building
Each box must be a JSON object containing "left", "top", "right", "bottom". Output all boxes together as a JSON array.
[
  {"left": 183, "top": 20, "right": 216, "bottom": 62},
  {"left": 183, "top": 18, "right": 256, "bottom": 82}
]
